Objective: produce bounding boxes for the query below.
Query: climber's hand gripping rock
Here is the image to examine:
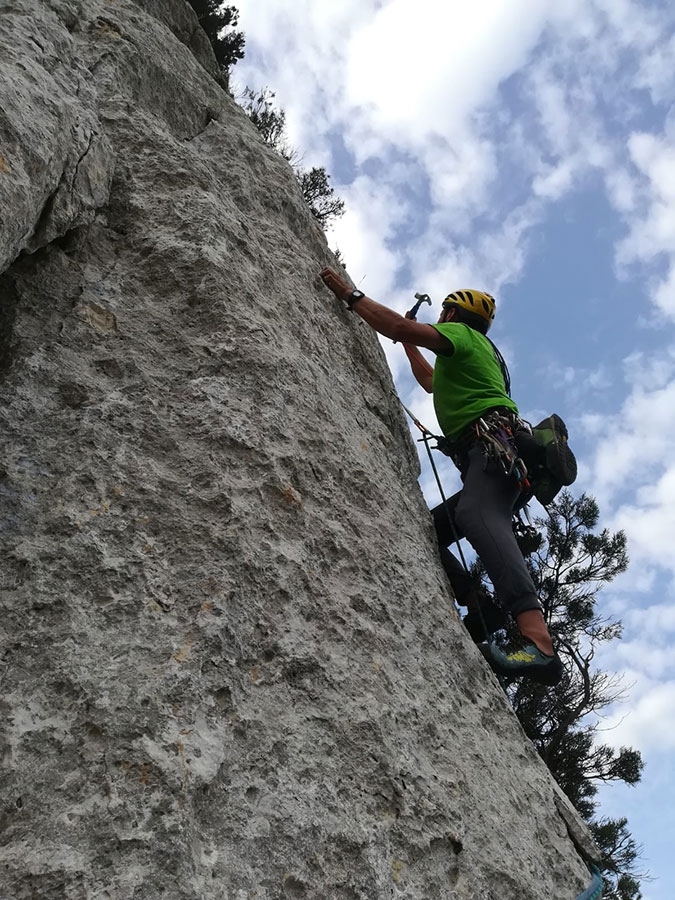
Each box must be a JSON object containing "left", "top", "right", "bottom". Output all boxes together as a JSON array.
[{"left": 319, "top": 267, "right": 353, "bottom": 302}]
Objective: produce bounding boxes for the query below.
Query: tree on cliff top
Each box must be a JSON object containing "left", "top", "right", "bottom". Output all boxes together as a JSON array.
[{"left": 188, "top": 0, "right": 245, "bottom": 75}]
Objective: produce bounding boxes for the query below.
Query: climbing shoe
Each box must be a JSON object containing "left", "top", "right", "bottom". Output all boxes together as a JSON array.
[
  {"left": 463, "top": 599, "right": 508, "bottom": 643},
  {"left": 481, "top": 642, "right": 564, "bottom": 686}
]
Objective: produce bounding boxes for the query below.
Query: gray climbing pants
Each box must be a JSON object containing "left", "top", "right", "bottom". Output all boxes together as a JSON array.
[{"left": 431, "top": 443, "right": 541, "bottom": 618}]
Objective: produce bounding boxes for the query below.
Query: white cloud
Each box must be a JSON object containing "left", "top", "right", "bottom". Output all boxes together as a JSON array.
[
  {"left": 581, "top": 375, "right": 675, "bottom": 502},
  {"left": 605, "top": 167, "right": 638, "bottom": 214},
  {"left": 329, "top": 173, "right": 412, "bottom": 295},
  {"left": 636, "top": 33, "right": 675, "bottom": 105},
  {"left": 345, "top": 0, "right": 548, "bottom": 140},
  {"left": 422, "top": 139, "right": 497, "bottom": 219},
  {"left": 603, "top": 678, "right": 675, "bottom": 754},
  {"left": 622, "top": 602, "right": 675, "bottom": 640},
  {"left": 533, "top": 159, "right": 576, "bottom": 201},
  {"left": 612, "top": 124, "right": 675, "bottom": 319},
  {"left": 594, "top": 593, "right": 675, "bottom": 754},
  {"left": 571, "top": 345, "right": 675, "bottom": 590},
  {"left": 612, "top": 469, "right": 675, "bottom": 570},
  {"left": 622, "top": 348, "right": 675, "bottom": 390}
]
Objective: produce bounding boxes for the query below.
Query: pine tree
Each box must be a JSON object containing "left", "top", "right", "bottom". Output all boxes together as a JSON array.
[
  {"left": 482, "top": 492, "right": 645, "bottom": 897},
  {"left": 591, "top": 817, "right": 645, "bottom": 900}
]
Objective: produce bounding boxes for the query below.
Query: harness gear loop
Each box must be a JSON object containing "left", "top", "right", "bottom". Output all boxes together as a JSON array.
[{"left": 473, "top": 409, "right": 531, "bottom": 494}]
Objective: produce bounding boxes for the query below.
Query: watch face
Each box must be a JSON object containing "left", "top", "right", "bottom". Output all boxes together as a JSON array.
[{"left": 351, "top": 290, "right": 365, "bottom": 299}]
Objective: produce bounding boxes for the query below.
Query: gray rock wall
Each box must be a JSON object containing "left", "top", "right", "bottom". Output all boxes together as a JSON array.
[{"left": 0, "top": 2, "right": 597, "bottom": 898}]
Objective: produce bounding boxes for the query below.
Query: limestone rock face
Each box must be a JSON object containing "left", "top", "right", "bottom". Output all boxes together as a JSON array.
[
  {"left": 0, "top": 1, "right": 114, "bottom": 271},
  {"left": 0, "top": 3, "right": 597, "bottom": 899}
]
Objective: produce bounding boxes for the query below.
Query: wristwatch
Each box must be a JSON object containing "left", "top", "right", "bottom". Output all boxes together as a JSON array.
[{"left": 346, "top": 289, "right": 365, "bottom": 309}]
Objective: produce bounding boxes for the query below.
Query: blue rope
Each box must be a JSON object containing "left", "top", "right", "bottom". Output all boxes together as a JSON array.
[{"left": 576, "top": 866, "right": 603, "bottom": 900}]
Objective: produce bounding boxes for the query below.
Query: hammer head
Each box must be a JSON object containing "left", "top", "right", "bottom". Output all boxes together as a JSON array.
[{"left": 413, "top": 292, "right": 432, "bottom": 306}]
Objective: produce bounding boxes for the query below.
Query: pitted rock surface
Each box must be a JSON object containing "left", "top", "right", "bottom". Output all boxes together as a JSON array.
[{"left": 0, "top": 2, "right": 597, "bottom": 898}]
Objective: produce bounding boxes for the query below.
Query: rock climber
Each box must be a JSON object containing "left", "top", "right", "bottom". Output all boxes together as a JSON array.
[{"left": 319, "top": 265, "right": 564, "bottom": 686}]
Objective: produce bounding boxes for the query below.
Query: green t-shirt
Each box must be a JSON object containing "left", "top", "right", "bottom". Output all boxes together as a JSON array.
[{"left": 431, "top": 322, "right": 518, "bottom": 440}]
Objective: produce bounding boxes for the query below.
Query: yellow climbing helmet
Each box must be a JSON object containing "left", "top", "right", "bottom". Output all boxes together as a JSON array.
[{"left": 443, "top": 289, "right": 496, "bottom": 332}]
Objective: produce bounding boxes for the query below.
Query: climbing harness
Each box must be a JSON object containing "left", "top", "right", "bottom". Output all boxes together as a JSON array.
[
  {"left": 470, "top": 409, "right": 531, "bottom": 494},
  {"left": 434, "top": 409, "right": 533, "bottom": 501}
]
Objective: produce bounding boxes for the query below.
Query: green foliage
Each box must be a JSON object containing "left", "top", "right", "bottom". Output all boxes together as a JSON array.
[
  {"left": 480, "top": 492, "right": 645, "bottom": 896},
  {"left": 297, "top": 167, "right": 346, "bottom": 228},
  {"left": 188, "top": 0, "right": 245, "bottom": 74},
  {"left": 239, "top": 88, "right": 294, "bottom": 161},
  {"left": 591, "top": 818, "right": 646, "bottom": 899},
  {"left": 239, "top": 87, "right": 345, "bottom": 229}
]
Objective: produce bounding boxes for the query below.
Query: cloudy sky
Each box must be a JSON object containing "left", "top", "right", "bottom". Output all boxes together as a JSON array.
[{"left": 230, "top": 1, "right": 675, "bottom": 895}]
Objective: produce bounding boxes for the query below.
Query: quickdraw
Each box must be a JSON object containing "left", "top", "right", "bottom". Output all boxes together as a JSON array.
[
  {"left": 473, "top": 409, "right": 531, "bottom": 494},
  {"left": 513, "top": 508, "right": 542, "bottom": 555}
]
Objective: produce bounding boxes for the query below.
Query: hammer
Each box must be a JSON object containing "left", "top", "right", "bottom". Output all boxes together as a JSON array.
[
  {"left": 394, "top": 292, "right": 432, "bottom": 343},
  {"left": 408, "top": 292, "right": 432, "bottom": 319}
]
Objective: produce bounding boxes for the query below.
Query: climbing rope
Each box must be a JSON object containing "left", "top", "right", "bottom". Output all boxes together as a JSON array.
[
  {"left": 400, "top": 402, "right": 494, "bottom": 646},
  {"left": 576, "top": 865, "right": 603, "bottom": 900}
]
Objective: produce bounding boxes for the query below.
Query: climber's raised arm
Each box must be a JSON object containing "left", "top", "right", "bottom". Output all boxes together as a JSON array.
[
  {"left": 402, "top": 330, "right": 434, "bottom": 393},
  {"left": 319, "top": 267, "right": 452, "bottom": 354},
  {"left": 403, "top": 310, "right": 434, "bottom": 394}
]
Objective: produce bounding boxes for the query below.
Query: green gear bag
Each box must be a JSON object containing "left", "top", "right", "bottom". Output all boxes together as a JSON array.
[{"left": 529, "top": 413, "right": 578, "bottom": 505}]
